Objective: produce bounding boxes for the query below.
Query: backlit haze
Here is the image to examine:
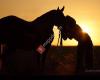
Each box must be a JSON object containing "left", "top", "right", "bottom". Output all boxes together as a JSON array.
[{"left": 0, "top": 0, "right": 100, "bottom": 46}]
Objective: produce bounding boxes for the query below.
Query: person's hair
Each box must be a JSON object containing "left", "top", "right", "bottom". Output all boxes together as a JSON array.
[
  {"left": 74, "top": 24, "right": 82, "bottom": 32},
  {"left": 65, "top": 15, "right": 76, "bottom": 28}
]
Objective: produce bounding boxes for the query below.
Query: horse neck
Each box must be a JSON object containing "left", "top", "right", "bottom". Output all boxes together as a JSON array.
[{"left": 31, "top": 15, "right": 54, "bottom": 34}]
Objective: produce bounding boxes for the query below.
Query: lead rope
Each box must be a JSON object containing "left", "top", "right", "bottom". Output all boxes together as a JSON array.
[
  {"left": 57, "top": 30, "right": 63, "bottom": 47},
  {"left": 60, "top": 34, "right": 63, "bottom": 47},
  {"left": 56, "top": 30, "right": 63, "bottom": 64},
  {"left": 57, "top": 30, "right": 63, "bottom": 56},
  {"left": 57, "top": 30, "right": 61, "bottom": 47}
]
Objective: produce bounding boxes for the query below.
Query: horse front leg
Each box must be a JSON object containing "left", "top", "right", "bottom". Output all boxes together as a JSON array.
[
  {"left": 1, "top": 44, "right": 16, "bottom": 75},
  {"left": 36, "top": 45, "right": 50, "bottom": 74},
  {"left": 36, "top": 52, "right": 47, "bottom": 74}
]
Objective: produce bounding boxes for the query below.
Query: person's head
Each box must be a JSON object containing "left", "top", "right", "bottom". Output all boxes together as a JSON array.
[
  {"left": 61, "top": 15, "right": 76, "bottom": 40},
  {"left": 66, "top": 24, "right": 83, "bottom": 41}
]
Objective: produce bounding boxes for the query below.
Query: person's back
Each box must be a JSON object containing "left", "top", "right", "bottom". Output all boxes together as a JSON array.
[
  {"left": 66, "top": 24, "right": 93, "bottom": 73},
  {"left": 76, "top": 32, "right": 93, "bottom": 73}
]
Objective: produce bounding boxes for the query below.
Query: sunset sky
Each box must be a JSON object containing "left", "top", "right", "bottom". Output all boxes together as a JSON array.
[{"left": 0, "top": 0, "right": 100, "bottom": 46}]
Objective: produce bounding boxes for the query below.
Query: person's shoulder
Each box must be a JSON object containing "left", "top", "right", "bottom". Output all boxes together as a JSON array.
[
  {"left": 83, "top": 32, "right": 88, "bottom": 36},
  {"left": 82, "top": 32, "right": 93, "bottom": 44},
  {"left": 82, "top": 32, "right": 90, "bottom": 39},
  {"left": 80, "top": 32, "right": 91, "bottom": 42}
]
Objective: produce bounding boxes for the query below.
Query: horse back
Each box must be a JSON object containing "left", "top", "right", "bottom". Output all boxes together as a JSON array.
[
  {"left": 0, "top": 16, "right": 36, "bottom": 46},
  {"left": 0, "top": 15, "right": 30, "bottom": 32}
]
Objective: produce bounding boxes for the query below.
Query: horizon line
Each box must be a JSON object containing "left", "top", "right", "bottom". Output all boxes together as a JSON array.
[{"left": 51, "top": 45, "right": 100, "bottom": 47}]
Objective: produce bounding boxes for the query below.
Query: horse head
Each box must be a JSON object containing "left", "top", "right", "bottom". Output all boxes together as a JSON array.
[
  {"left": 53, "top": 6, "right": 65, "bottom": 26},
  {"left": 52, "top": 6, "right": 69, "bottom": 40}
]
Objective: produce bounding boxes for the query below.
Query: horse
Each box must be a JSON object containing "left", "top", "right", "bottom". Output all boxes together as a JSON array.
[{"left": 0, "top": 7, "right": 68, "bottom": 75}]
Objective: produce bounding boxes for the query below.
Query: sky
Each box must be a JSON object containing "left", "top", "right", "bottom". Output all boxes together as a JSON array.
[{"left": 0, "top": 0, "right": 100, "bottom": 46}]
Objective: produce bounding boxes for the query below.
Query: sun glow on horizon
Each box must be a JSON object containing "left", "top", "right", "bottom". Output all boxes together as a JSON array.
[
  {"left": 0, "top": 0, "right": 100, "bottom": 46},
  {"left": 52, "top": 23, "right": 94, "bottom": 46},
  {"left": 79, "top": 23, "right": 91, "bottom": 35}
]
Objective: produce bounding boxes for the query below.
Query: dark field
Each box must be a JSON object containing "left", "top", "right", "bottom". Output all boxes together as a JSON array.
[
  {"left": 46, "top": 46, "right": 100, "bottom": 75},
  {"left": 0, "top": 46, "right": 100, "bottom": 75}
]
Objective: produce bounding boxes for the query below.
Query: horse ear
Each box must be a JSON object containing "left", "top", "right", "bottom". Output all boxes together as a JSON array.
[
  {"left": 57, "top": 7, "right": 60, "bottom": 10},
  {"left": 61, "top": 6, "right": 65, "bottom": 12}
]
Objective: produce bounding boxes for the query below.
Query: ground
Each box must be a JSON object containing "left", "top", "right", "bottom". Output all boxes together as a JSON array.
[{"left": 0, "top": 46, "right": 100, "bottom": 75}]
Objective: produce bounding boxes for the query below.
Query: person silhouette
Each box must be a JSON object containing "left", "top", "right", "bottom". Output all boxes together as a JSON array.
[{"left": 66, "top": 23, "right": 93, "bottom": 74}]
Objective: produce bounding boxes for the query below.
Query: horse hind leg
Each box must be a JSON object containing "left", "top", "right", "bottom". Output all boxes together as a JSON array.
[
  {"left": 0, "top": 43, "right": 16, "bottom": 75},
  {"left": 0, "top": 43, "right": 7, "bottom": 74},
  {"left": 0, "top": 44, "right": 3, "bottom": 72},
  {"left": 4, "top": 44, "right": 17, "bottom": 75}
]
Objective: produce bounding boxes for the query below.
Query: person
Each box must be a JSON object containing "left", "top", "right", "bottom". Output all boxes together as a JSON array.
[{"left": 66, "top": 23, "right": 93, "bottom": 74}]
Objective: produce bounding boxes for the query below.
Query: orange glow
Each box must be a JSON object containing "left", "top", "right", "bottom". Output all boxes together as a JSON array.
[
  {"left": 0, "top": 0, "right": 100, "bottom": 46},
  {"left": 80, "top": 24, "right": 91, "bottom": 34}
]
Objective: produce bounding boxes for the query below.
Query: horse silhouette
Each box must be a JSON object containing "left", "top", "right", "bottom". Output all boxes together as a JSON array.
[{"left": 0, "top": 7, "right": 68, "bottom": 74}]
